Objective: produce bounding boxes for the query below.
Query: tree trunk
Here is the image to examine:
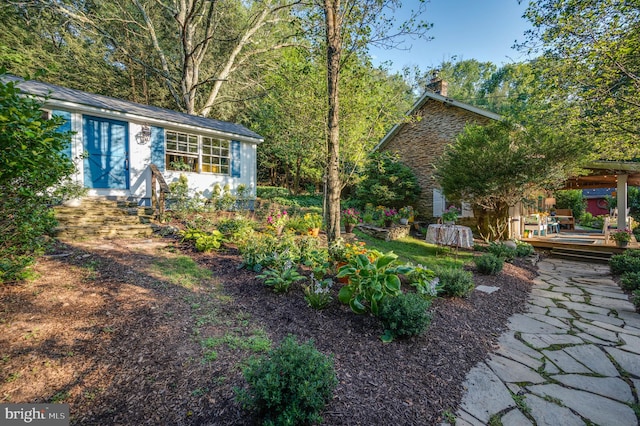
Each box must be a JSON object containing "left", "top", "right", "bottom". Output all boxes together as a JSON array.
[
  {"left": 294, "top": 155, "right": 302, "bottom": 195},
  {"left": 324, "top": 0, "right": 342, "bottom": 244},
  {"left": 473, "top": 203, "right": 510, "bottom": 241}
]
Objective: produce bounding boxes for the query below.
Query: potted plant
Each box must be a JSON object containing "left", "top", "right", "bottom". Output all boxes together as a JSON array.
[
  {"left": 341, "top": 208, "right": 361, "bottom": 233},
  {"left": 398, "top": 206, "right": 413, "bottom": 225},
  {"left": 611, "top": 228, "right": 632, "bottom": 247},
  {"left": 266, "top": 209, "right": 289, "bottom": 236},
  {"left": 304, "top": 212, "right": 323, "bottom": 237},
  {"left": 383, "top": 208, "right": 398, "bottom": 227},
  {"left": 441, "top": 205, "right": 461, "bottom": 225}
]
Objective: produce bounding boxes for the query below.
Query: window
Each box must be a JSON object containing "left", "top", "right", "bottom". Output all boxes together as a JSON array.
[
  {"left": 165, "top": 130, "right": 231, "bottom": 174},
  {"left": 202, "top": 137, "right": 230, "bottom": 174}
]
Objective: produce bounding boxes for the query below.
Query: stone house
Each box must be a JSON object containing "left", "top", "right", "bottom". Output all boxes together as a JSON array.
[{"left": 373, "top": 80, "right": 500, "bottom": 220}]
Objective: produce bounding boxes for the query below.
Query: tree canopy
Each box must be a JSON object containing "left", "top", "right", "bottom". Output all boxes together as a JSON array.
[
  {"left": 434, "top": 119, "right": 591, "bottom": 239},
  {"left": 521, "top": 0, "right": 640, "bottom": 159}
]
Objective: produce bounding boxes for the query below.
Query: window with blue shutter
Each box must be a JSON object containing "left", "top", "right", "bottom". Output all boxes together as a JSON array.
[
  {"left": 150, "top": 126, "right": 165, "bottom": 171},
  {"left": 52, "top": 110, "right": 72, "bottom": 158},
  {"left": 231, "top": 140, "right": 241, "bottom": 178}
]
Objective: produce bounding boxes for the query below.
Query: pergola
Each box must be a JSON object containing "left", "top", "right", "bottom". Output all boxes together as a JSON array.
[{"left": 562, "top": 161, "right": 640, "bottom": 229}]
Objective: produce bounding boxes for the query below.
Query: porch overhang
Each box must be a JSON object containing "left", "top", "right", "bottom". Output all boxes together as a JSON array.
[{"left": 562, "top": 161, "right": 640, "bottom": 230}]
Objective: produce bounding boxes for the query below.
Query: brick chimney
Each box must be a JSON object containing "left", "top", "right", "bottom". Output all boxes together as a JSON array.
[{"left": 427, "top": 71, "right": 448, "bottom": 97}]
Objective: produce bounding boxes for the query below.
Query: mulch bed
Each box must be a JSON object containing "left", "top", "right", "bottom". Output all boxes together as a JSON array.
[{"left": 0, "top": 236, "right": 536, "bottom": 425}]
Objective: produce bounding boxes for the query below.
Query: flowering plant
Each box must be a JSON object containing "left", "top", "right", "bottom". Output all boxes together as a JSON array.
[
  {"left": 341, "top": 208, "right": 361, "bottom": 225},
  {"left": 304, "top": 275, "right": 333, "bottom": 309},
  {"left": 384, "top": 208, "right": 398, "bottom": 220},
  {"left": 398, "top": 206, "right": 414, "bottom": 219},
  {"left": 441, "top": 205, "right": 461, "bottom": 223},
  {"left": 304, "top": 212, "right": 323, "bottom": 229},
  {"left": 611, "top": 228, "right": 632, "bottom": 243},
  {"left": 267, "top": 210, "right": 288, "bottom": 228}
]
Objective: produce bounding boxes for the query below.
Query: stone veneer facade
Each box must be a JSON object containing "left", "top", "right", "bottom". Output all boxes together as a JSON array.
[{"left": 380, "top": 98, "right": 494, "bottom": 219}]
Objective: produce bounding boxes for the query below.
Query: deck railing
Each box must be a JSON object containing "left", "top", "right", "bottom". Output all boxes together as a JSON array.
[{"left": 149, "top": 164, "right": 170, "bottom": 222}]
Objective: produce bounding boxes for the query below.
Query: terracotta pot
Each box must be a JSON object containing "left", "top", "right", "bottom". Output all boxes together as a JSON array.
[
  {"left": 336, "top": 261, "right": 349, "bottom": 284},
  {"left": 344, "top": 223, "right": 355, "bottom": 233},
  {"left": 308, "top": 227, "right": 320, "bottom": 237}
]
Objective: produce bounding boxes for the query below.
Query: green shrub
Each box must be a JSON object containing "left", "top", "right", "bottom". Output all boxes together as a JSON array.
[
  {"left": 216, "top": 216, "right": 256, "bottom": 242},
  {"left": 257, "top": 261, "right": 305, "bottom": 293},
  {"left": 621, "top": 272, "right": 640, "bottom": 291},
  {"left": 632, "top": 290, "right": 640, "bottom": 311},
  {"left": 486, "top": 241, "right": 516, "bottom": 262},
  {"left": 474, "top": 253, "right": 504, "bottom": 275},
  {"left": 609, "top": 250, "right": 640, "bottom": 275},
  {"left": 180, "top": 228, "right": 224, "bottom": 252},
  {"left": 0, "top": 76, "right": 75, "bottom": 282},
  {"left": 407, "top": 264, "right": 441, "bottom": 301},
  {"left": 515, "top": 240, "right": 534, "bottom": 257},
  {"left": 435, "top": 267, "right": 475, "bottom": 297},
  {"left": 379, "top": 293, "right": 432, "bottom": 340},
  {"left": 355, "top": 152, "right": 421, "bottom": 209},
  {"left": 236, "top": 335, "right": 337, "bottom": 426}
]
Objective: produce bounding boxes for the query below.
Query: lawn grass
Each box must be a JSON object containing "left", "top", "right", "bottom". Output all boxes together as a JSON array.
[
  {"left": 151, "top": 255, "right": 213, "bottom": 289},
  {"left": 353, "top": 229, "right": 474, "bottom": 270}
]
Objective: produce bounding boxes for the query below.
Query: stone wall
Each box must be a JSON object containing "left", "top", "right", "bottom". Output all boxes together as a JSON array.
[{"left": 381, "top": 99, "right": 492, "bottom": 219}]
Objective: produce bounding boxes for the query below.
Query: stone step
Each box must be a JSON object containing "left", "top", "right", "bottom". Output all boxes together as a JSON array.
[
  {"left": 54, "top": 224, "right": 154, "bottom": 239},
  {"left": 53, "top": 196, "right": 156, "bottom": 240},
  {"left": 550, "top": 248, "right": 612, "bottom": 264}
]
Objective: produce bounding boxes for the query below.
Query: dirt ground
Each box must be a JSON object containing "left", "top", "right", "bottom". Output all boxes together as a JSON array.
[{"left": 0, "top": 235, "right": 536, "bottom": 425}]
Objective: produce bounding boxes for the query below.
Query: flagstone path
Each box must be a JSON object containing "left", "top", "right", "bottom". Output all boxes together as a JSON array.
[{"left": 451, "top": 258, "right": 640, "bottom": 426}]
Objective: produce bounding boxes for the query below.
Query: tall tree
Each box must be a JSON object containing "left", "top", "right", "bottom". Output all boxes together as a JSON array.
[
  {"left": 320, "top": 0, "right": 430, "bottom": 243},
  {"left": 521, "top": 0, "right": 640, "bottom": 160},
  {"left": 30, "top": 0, "right": 301, "bottom": 117}
]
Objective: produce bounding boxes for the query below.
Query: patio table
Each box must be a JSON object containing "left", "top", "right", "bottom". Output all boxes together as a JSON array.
[{"left": 425, "top": 224, "right": 474, "bottom": 248}]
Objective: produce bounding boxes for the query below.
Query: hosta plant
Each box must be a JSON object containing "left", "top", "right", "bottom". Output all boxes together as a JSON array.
[
  {"left": 257, "top": 260, "right": 305, "bottom": 293},
  {"left": 337, "top": 252, "right": 413, "bottom": 315},
  {"left": 304, "top": 275, "right": 333, "bottom": 309}
]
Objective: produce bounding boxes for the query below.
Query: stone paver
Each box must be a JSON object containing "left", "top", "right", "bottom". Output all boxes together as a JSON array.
[{"left": 454, "top": 257, "right": 640, "bottom": 426}]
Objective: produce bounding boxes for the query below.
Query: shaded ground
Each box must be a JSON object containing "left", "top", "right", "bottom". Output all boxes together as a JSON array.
[{"left": 0, "top": 236, "right": 535, "bottom": 425}]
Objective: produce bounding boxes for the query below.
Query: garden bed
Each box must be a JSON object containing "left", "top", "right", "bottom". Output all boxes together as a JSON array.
[{"left": 0, "top": 236, "right": 535, "bottom": 425}]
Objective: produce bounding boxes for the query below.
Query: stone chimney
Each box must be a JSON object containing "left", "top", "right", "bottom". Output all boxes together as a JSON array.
[{"left": 427, "top": 71, "right": 448, "bottom": 97}]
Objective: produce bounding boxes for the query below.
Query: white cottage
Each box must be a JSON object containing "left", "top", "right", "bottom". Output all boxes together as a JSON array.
[{"left": 7, "top": 75, "right": 263, "bottom": 206}]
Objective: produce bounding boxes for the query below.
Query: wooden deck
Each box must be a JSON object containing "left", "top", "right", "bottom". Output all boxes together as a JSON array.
[{"left": 524, "top": 230, "right": 638, "bottom": 263}]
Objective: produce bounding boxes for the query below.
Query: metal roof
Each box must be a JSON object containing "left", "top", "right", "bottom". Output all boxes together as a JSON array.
[
  {"left": 374, "top": 90, "right": 502, "bottom": 152},
  {"left": 4, "top": 75, "right": 263, "bottom": 143}
]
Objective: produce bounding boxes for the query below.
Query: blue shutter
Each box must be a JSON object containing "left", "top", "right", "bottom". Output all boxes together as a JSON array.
[
  {"left": 151, "top": 126, "right": 165, "bottom": 171},
  {"left": 231, "top": 140, "right": 241, "bottom": 178},
  {"left": 53, "top": 110, "right": 72, "bottom": 158}
]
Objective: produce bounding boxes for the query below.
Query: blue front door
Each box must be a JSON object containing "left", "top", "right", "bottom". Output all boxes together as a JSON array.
[{"left": 83, "top": 116, "right": 129, "bottom": 189}]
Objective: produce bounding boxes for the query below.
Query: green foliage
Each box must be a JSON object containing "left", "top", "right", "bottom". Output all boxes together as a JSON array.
[
  {"left": 555, "top": 190, "right": 585, "bottom": 221},
  {"left": 515, "top": 241, "right": 535, "bottom": 257},
  {"left": 180, "top": 228, "right": 224, "bottom": 253},
  {"left": 407, "top": 264, "right": 441, "bottom": 301},
  {"left": 211, "top": 183, "right": 236, "bottom": 211},
  {"left": 257, "top": 186, "right": 290, "bottom": 199},
  {"left": 236, "top": 336, "right": 338, "bottom": 426},
  {"left": 620, "top": 272, "right": 640, "bottom": 292},
  {"left": 303, "top": 276, "right": 333, "bottom": 310},
  {"left": 237, "top": 232, "right": 302, "bottom": 272},
  {"left": 474, "top": 254, "right": 504, "bottom": 275},
  {"left": 486, "top": 242, "right": 516, "bottom": 262},
  {"left": 609, "top": 251, "right": 640, "bottom": 276},
  {"left": 522, "top": 0, "right": 640, "bottom": 159},
  {"left": 168, "top": 174, "right": 207, "bottom": 216},
  {"left": 379, "top": 293, "right": 432, "bottom": 341},
  {"left": 632, "top": 290, "right": 640, "bottom": 312},
  {"left": 434, "top": 267, "right": 475, "bottom": 298},
  {"left": 216, "top": 216, "right": 256, "bottom": 243},
  {"left": 337, "top": 252, "right": 413, "bottom": 315},
  {"left": 0, "top": 75, "right": 74, "bottom": 282},
  {"left": 434, "top": 119, "right": 590, "bottom": 240},
  {"left": 151, "top": 256, "right": 212, "bottom": 289},
  {"left": 257, "top": 261, "right": 305, "bottom": 293},
  {"left": 355, "top": 152, "right": 421, "bottom": 209}
]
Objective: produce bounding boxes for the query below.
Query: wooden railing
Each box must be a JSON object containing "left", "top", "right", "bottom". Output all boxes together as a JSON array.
[{"left": 149, "top": 164, "right": 170, "bottom": 222}]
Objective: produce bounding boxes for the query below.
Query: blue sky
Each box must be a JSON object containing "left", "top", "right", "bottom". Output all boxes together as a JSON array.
[{"left": 370, "top": 0, "right": 534, "bottom": 73}]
